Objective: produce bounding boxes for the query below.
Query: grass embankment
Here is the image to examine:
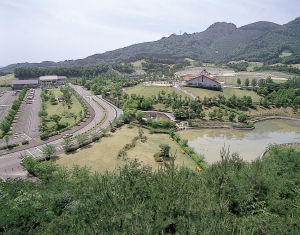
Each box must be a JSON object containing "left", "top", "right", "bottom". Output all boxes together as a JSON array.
[
  {"left": 45, "top": 89, "right": 83, "bottom": 129},
  {"left": 56, "top": 125, "right": 196, "bottom": 172}
]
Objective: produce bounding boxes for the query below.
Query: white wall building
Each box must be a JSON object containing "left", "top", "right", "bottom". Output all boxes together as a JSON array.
[{"left": 184, "top": 69, "right": 221, "bottom": 89}]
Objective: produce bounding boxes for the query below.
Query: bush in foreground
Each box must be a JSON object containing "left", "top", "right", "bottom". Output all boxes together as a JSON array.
[{"left": 0, "top": 146, "right": 299, "bottom": 234}]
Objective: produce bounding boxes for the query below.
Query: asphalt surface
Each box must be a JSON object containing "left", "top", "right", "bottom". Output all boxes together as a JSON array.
[
  {"left": 13, "top": 88, "right": 42, "bottom": 139},
  {"left": 0, "top": 91, "right": 16, "bottom": 121},
  {"left": 0, "top": 85, "right": 117, "bottom": 181}
]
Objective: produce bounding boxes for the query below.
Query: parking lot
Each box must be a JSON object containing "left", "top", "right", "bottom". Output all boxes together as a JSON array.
[
  {"left": 0, "top": 91, "right": 16, "bottom": 121},
  {"left": 12, "top": 88, "right": 42, "bottom": 140}
]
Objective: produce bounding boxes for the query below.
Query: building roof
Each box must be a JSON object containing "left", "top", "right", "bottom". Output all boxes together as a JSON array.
[
  {"left": 40, "top": 75, "right": 67, "bottom": 81},
  {"left": 12, "top": 80, "right": 38, "bottom": 85},
  {"left": 184, "top": 74, "right": 221, "bottom": 84}
]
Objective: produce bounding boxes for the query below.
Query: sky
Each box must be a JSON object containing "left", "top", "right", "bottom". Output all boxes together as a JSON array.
[{"left": 0, "top": 0, "right": 299, "bottom": 66}]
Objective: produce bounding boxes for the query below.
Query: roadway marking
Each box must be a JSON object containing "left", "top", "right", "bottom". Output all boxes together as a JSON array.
[
  {"left": 56, "top": 146, "right": 63, "bottom": 151},
  {"left": 35, "top": 147, "right": 43, "bottom": 153},
  {"left": 21, "top": 133, "right": 32, "bottom": 141},
  {"left": 26, "top": 150, "right": 34, "bottom": 157}
]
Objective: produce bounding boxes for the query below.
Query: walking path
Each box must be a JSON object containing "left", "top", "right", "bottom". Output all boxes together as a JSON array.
[
  {"left": 173, "top": 85, "right": 196, "bottom": 100},
  {"left": 143, "top": 110, "right": 176, "bottom": 121}
]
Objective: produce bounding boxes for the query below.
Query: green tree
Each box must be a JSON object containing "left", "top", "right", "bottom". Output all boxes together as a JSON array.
[
  {"left": 208, "top": 110, "right": 217, "bottom": 120},
  {"left": 75, "top": 133, "right": 88, "bottom": 147},
  {"left": 244, "top": 78, "right": 249, "bottom": 87},
  {"left": 238, "top": 113, "right": 247, "bottom": 123},
  {"left": 228, "top": 112, "right": 236, "bottom": 122},
  {"left": 0, "top": 119, "right": 10, "bottom": 134},
  {"left": 237, "top": 78, "right": 241, "bottom": 85},
  {"left": 138, "top": 128, "right": 144, "bottom": 138},
  {"left": 51, "top": 114, "right": 61, "bottom": 126},
  {"left": 42, "top": 144, "right": 56, "bottom": 160},
  {"left": 217, "top": 110, "right": 223, "bottom": 120},
  {"left": 4, "top": 135, "right": 9, "bottom": 148},
  {"left": 251, "top": 78, "right": 257, "bottom": 87},
  {"left": 73, "top": 113, "right": 77, "bottom": 123},
  {"left": 159, "top": 144, "right": 170, "bottom": 157},
  {"left": 258, "top": 79, "right": 265, "bottom": 87},
  {"left": 136, "top": 110, "right": 144, "bottom": 123},
  {"left": 62, "top": 138, "right": 74, "bottom": 152}
]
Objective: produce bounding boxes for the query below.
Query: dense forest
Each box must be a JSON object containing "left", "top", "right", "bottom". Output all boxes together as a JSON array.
[
  {"left": 2, "top": 17, "right": 300, "bottom": 74},
  {"left": 0, "top": 146, "right": 299, "bottom": 234}
]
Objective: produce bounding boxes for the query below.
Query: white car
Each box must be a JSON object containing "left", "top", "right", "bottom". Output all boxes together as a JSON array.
[{"left": 62, "top": 133, "right": 73, "bottom": 139}]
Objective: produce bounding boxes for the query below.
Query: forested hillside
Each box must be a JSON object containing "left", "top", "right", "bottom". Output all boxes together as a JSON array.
[
  {"left": 1, "top": 17, "right": 299, "bottom": 74},
  {"left": 0, "top": 146, "right": 299, "bottom": 233}
]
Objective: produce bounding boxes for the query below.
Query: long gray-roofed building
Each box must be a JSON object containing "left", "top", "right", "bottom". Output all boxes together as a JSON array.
[
  {"left": 12, "top": 80, "right": 39, "bottom": 90},
  {"left": 39, "top": 75, "right": 67, "bottom": 87}
]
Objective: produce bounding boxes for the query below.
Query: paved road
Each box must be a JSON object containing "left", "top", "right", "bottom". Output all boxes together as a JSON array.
[
  {"left": 0, "top": 91, "right": 16, "bottom": 121},
  {"left": 0, "top": 85, "right": 117, "bottom": 181}
]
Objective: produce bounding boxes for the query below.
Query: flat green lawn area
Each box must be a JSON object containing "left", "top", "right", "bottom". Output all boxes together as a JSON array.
[
  {"left": 45, "top": 88, "right": 83, "bottom": 128},
  {"left": 183, "top": 87, "right": 262, "bottom": 102},
  {"left": 57, "top": 125, "right": 196, "bottom": 173},
  {"left": 126, "top": 85, "right": 189, "bottom": 98}
]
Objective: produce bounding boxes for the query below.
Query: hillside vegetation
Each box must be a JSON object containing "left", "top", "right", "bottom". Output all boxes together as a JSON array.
[
  {"left": 2, "top": 17, "right": 300, "bottom": 73},
  {"left": 0, "top": 146, "right": 299, "bottom": 234}
]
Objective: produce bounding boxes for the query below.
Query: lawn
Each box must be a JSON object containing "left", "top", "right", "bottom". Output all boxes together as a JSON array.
[
  {"left": 182, "top": 87, "right": 262, "bottom": 102},
  {"left": 45, "top": 88, "right": 83, "bottom": 128},
  {"left": 56, "top": 125, "right": 196, "bottom": 173},
  {"left": 126, "top": 85, "right": 189, "bottom": 98}
]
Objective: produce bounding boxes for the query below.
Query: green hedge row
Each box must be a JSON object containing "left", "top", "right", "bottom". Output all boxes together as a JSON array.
[
  {"left": 0, "top": 87, "right": 27, "bottom": 136},
  {"left": 170, "top": 130, "right": 208, "bottom": 169}
]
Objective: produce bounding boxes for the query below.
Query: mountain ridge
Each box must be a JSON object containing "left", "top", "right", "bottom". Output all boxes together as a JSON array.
[{"left": 1, "top": 17, "right": 299, "bottom": 73}]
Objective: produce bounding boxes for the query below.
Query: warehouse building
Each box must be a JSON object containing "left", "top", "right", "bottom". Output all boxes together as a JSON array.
[
  {"left": 39, "top": 75, "right": 67, "bottom": 87},
  {"left": 12, "top": 80, "right": 39, "bottom": 90}
]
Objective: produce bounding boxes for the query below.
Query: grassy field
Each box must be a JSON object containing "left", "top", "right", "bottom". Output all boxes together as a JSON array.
[
  {"left": 56, "top": 125, "right": 197, "bottom": 173},
  {"left": 183, "top": 87, "right": 262, "bottom": 102},
  {"left": 126, "top": 85, "right": 189, "bottom": 98},
  {"left": 45, "top": 88, "right": 83, "bottom": 129}
]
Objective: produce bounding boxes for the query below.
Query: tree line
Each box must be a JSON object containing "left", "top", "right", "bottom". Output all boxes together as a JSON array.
[{"left": 14, "top": 65, "right": 110, "bottom": 79}]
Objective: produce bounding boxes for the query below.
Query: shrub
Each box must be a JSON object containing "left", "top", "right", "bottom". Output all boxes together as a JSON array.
[
  {"left": 22, "top": 140, "right": 29, "bottom": 145},
  {"left": 153, "top": 152, "right": 163, "bottom": 162}
]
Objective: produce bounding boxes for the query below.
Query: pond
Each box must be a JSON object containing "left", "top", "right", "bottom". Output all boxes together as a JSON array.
[{"left": 179, "top": 119, "right": 300, "bottom": 163}]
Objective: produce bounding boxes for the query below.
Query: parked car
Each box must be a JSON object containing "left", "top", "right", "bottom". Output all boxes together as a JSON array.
[{"left": 62, "top": 133, "right": 73, "bottom": 139}]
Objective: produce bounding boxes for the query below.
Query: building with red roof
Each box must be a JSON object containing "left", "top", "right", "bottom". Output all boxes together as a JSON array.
[{"left": 183, "top": 69, "right": 221, "bottom": 89}]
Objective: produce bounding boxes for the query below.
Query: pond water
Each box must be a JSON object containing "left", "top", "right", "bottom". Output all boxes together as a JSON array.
[{"left": 179, "top": 119, "right": 300, "bottom": 163}]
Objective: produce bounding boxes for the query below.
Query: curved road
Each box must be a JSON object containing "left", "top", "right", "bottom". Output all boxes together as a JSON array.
[{"left": 0, "top": 85, "right": 117, "bottom": 180}]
